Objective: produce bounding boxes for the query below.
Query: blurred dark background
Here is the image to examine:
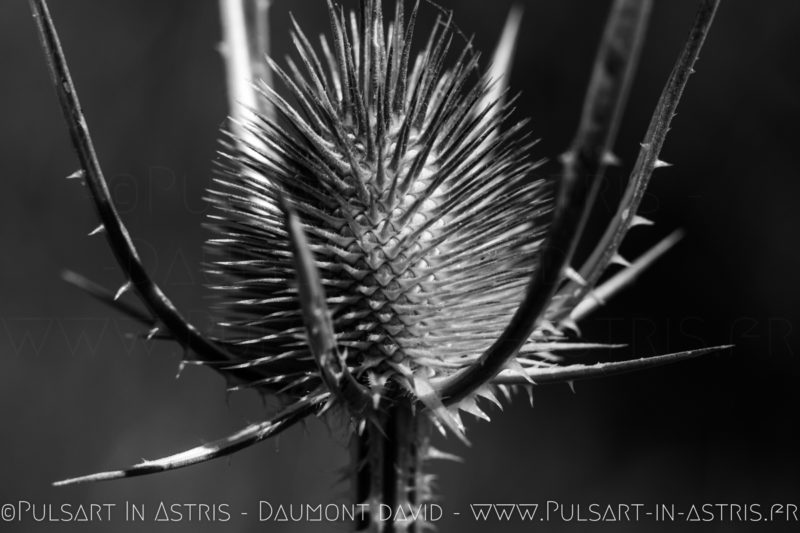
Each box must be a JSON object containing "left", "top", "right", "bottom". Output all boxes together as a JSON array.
[{"left": 1, "top": 1, "right": 798, "bottom": 532}]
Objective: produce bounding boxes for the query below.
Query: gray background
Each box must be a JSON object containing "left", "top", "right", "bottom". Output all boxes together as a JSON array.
[{"left": 1, "top": 1, "right": 798, "bottom": 532}]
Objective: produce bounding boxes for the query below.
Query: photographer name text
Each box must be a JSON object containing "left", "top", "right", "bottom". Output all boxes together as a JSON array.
[{"left": 2, "top": 500, "right": 798, "bottom": 525}]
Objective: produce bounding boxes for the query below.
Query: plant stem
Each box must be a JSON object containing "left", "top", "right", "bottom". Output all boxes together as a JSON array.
[
  {"left": 353, "top": 396, "right": 426, "bottom": 532},
  {"left": 219, "top": 0, "right": 273, "bottom": 144}
]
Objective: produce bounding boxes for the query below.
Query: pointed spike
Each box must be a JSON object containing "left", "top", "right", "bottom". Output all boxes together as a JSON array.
[
  {"left": 654, "top": 158, "right": 673, "bottom": 169},
  {"left": 567, "top": 380, "right": 576, "bottom": 394},
  {"left": 424, "top": 446, "right": 464, "bottom": 463},
  {"left": 113, "top": 281, "right": 132, "bottom": 301},
  {"left": 146, "top": 327, "right": 160, "bottom": 341},
  {"left": 498, "top": 384, "right": 514, "bottom": 403},
  {"left": 631, "top": 215, "right": 655, "bottom": 227},
  {"left": 610, "top": 253, "right": 632, "bottom": 268},
  {"left": 175, "top": 360, "right": 187, "bottom": 380},
  {"left": 474, "top": 386, "right": 503, "bottom": 410},
  {"left": 411, "top": 376, "right": 470, "bottom": 446},
  {"left": 564, "top": 266, "right": 587, "bottom": 286},
  {"left": 505, "top": 358, "right": 535, "bottom": 385},
  {"left": 88, "top": 224, "right": 105, "bottom": 236},
  {"left": 457, "top": 397, "right": 491, "bottom": 422},
  {"left": 66, "top": 169, "right": 85, "bottom": 180},
  {"left": 430, "top": 416, "right": 447, "bottom": 438},
  {"left": 561, "top": 318, "right": 581, "bottom": 336}
]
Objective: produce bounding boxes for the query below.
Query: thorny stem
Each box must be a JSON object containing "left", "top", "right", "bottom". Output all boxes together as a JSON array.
[
  {"left": 30, "top": 0, "right": 225, "bottom": 364},
  {"left": 54, "top": 396, "right": 325, "bottom": 486},
  {"left": 562, "top": 0, "right": 653, "bottom": 200},
  {"left": 551, "top": 0, "right": 722, "bottom": 324},
  {"left": 437, "top": 0, "right": 656, "bottom": 406},
  {"left": 29, "top": 0, "right": 309, "bottom": 385},
  {"left": 354, "top": 396, "right": 426, "bottom": 533},
  {"left": 493, "top": 346, "right": 733, "bottom": 386}
]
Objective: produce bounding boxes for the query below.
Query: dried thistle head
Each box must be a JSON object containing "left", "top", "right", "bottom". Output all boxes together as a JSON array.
[
  {"left": 31, "top": 0, "right": 726, "bottom": 515},
  {"left": 201, "top": 0, "right": 726, "bottom": 437},
  {"left": 206, "top": 0, "right": 550, "bottom": 423}
]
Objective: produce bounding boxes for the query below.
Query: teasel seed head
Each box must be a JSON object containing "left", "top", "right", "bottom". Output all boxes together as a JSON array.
[{"left": 206, "top": 0, "right": 549, "bottom": 426}]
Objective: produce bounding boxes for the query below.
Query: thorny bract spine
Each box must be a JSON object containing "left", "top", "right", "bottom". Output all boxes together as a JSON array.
[{"left": 30, "top": 0, "right": 726, "bottom": 531}]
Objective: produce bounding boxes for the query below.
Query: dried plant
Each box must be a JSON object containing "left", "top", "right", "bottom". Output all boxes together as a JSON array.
[{"left": 30, "top": 0, "right": 727, "bottom": 531}]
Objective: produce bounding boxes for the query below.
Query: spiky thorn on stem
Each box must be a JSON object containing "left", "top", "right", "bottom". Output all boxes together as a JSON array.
[
  {"left": 52, "top": 393, "right": 327, "bottom": 487},
  {"left": 551, "top": 0, "right": 722, "bottom": 325},
  {"left": 31, "top": 0, "right": 325, "bottom": 484},
  {"left": 29, "top": 0, "right": 311, "bottom": 382},
  {"left": 437, "top": 0, "right": 659, "bottom": 406},
  {"left": 493, "top": 346, "right": 734, "bottom": 386}
]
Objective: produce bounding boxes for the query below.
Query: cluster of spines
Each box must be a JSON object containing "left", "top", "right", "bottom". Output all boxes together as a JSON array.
[{"left": 206, "top": 0, "right": 550, "bottom": 400}]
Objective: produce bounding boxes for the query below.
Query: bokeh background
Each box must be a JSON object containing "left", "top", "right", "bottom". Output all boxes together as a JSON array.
[{"left": 1, "top": 1, "right": 799, "bottom": 532}]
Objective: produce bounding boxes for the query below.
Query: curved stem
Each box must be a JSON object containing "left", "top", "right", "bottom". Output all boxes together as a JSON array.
[
  {"left": 54, "top": 395, "right": 325, "bottom": 486},
  {"left": 30, "top": 0, "right": 310, "bottom": 379},
  {"left": 551, "top": 0, "right": 721, "bottom": 324},
  {"left": 29, "top": 0, "right": 225, "bottom": 365},
  {"left": 436, "top": 0, "right": 655, "bottom": 406}
]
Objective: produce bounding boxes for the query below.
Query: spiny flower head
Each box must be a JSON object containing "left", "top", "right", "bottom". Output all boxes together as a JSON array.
[{"left": 206, "top": 0, "right": 550, "bottom": 423}]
